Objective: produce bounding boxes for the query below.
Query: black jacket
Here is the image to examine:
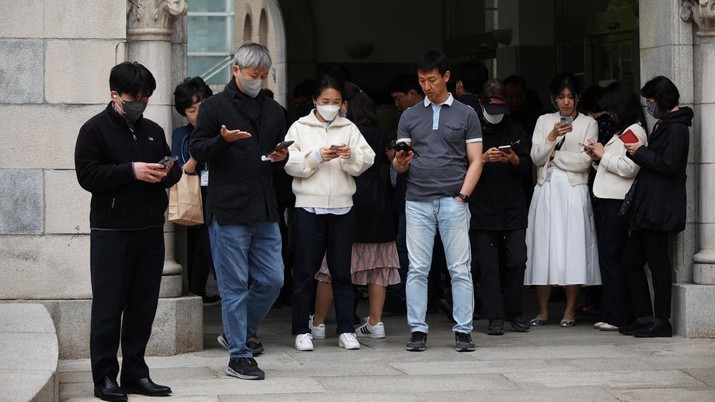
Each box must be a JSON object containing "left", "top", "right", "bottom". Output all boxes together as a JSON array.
[
  {"left": 74, "top": 103, "right": 181, "bottom": 229},
  {"left": 469, "top": 114, "right": 531, "bottom": 231},
  {"left": 628, "top": 107, "right": 693, "bottom": 233},
  {"left": 190, "top": 80, "right": 287, "bottom": 225}
]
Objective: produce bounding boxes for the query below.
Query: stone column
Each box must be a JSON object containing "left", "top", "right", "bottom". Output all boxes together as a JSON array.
[
  {"left": 126, "top": 0, "right": 187, "bottom": 297},
  {"left": 683, "top": 0, "right": 715, "bottom": 286}
]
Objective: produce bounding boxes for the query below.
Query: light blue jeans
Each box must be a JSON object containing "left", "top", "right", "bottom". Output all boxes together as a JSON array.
[
  {"left": 209, "top": 219, "right": 284, "bottom": 358},
  {"left": 405, "top": 197, "right": 474, "bottom": 334}
]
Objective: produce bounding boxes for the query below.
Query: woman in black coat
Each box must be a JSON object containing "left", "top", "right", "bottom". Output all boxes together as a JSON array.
[{"left": 620, "top": 76, "right": 693, "bottom": 338}]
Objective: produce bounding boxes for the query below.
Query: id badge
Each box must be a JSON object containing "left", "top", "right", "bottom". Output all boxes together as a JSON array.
[
  {"left": 200, "top": 170, "right": 209, "bottom": 187},
  {"left": 544, "top": 162, "right": 553, "bottom": 182}
]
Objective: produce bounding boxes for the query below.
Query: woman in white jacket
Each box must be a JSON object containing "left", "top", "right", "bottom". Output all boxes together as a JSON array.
[
  {"left": 525, "top": 72, "right": 601, "bottom": 328},
  {"left": 585, "top": 84, "right": 647, "bottom": 332},
  {"left": 284, "top": 74, "right": 375, "bottom": 352}
]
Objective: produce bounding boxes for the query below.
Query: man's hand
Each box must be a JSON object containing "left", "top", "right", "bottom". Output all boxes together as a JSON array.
[
  {"left": 220, "top": 125, "right": 252, "bottom": 143},
  {"left": 265, "top": 148, "right": 288, "bottom": 162},
  {"left": 133, "top": 162, "right": 169, "bottom": 183},
  {"left": 483, "top": 147, "right": 510, "bottom": 164},
  {"left": 393, "top": 149, "right": 413, "bottom": 172}
]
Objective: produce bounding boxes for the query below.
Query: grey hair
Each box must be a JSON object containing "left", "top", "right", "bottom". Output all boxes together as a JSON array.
[{"left": 234, "top": 42, "right": 272, "bottom": 71}]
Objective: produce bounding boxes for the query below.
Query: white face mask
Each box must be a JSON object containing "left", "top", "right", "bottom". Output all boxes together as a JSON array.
[
  {"left": 316, "top": 104, "right": 340, "bottom": 121},
  {"left": 482, "top": 107, "right": 504, "bottom": 124},
  {"left": 240, "top": 77, "right": 263, "bottom": 98}
]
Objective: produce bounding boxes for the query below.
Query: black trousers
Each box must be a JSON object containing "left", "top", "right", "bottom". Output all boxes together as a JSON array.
[
  {"left": 292, "top": 208, "right": 355, "bottom": 335},
  {"left": 594, "top": 198, "right": 633, "bottom": 327},
  {"left": 90, "top": 228, "right": 164, "bottom": 384},
  {"left": 622, "top": 229, "right": 672, "bottom": 320},
  {"left": 471, "top": 229, "right": 527, "bottom": 319},
  {"left": 186, "top": 224, "right": 214, "bottom": 297}
]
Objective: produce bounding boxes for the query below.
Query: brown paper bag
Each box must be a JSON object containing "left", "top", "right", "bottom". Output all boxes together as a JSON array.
[{"left": 168, "top": 173, "right": 204, "bottom": 226}]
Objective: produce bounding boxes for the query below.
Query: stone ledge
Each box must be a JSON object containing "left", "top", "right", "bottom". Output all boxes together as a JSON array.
[
  {"left": 673, "top": 283, "right": 715, "bottom": 337},
  {"left": 0, "top": 303, "right": 58, "bottom": 402}
]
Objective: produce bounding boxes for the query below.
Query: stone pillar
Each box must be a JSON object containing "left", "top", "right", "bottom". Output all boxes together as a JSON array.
[
  {"left": 683, "top": 0, "right": 715, "bottom": 286},
  {"left": 126, "top": 0, "right": 187, "bottom": 297}
]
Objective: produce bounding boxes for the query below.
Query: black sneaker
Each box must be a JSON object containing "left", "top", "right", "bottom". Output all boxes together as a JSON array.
[
  {"left": 487, "top": 319, "right": 504, "bottom": 336},
  {"left": 455, "top": 331, "right": 475, "bottom": 352},
  {"left": 510, "top": 315, "right": 530, "bottom": 332},
  {"left": 405, "top": 331, "right": 427, "bottom": 351},
  {"left": 202, "top": 294, "right": 221, "bottom": 306},
  {"left": 225, "top": 357, "right": 265, "bottom": 380},
  {"left": 619, "top": 320, "right": 652, "bottom": 336},
  {"left": 247, "top": 337, "right": 264, "bottom": 355}
]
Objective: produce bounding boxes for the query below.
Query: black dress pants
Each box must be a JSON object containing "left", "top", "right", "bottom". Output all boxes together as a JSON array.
[
  {"left": 622, "top": 229, "right": 672, "bottom": 320},
  {"left": 90, "top": 228, "right": 164, "bottom": 384},
  {"left": 292, "top": 208, "right": 355, "bottom": 335},
  {"left": 472, "top": 229, "right": 527, "bottom": 319},
  {"left": 594, "top": 198, "right": 633, "bottom": 327},
  {"left": 186, "top": 223, "right": 214, "bottom": 297}
]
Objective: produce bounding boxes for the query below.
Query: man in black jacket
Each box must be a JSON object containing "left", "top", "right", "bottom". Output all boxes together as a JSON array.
[
  {"left": 75, "top": 61, "right": 181, "bottom": 401},
  {"left": 191, "top": 42, "right": 288, "bottom": 381}
]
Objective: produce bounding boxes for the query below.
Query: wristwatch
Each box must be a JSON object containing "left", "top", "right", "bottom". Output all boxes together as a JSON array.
[{"left": 455, "top": 192, "right": 470, "bottom": 202}]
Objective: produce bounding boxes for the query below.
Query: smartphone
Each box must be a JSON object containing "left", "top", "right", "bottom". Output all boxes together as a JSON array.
[
  {"left": 560, "top": 115, "right": 573, "bottom": 125},
  {"left": 329, "top": 144, "right": 342, "bottom": 150},
  {"left": 158, "top": 155, "right": 178, "bottom": 167},
  {"left": 265, "top": 140, "right": 294, "bottom": 156},
  {"left": 498, "top": 145, "right": 512, "bottom": 153},
  {"left": 391, "top": 141, "right": 420, "bottom": 157},
  {"left": 578, "top": 142, "right": 590, "bottom": 148}
]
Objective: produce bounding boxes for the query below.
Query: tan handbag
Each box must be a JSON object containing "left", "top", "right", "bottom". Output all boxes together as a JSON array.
[{"left": 168, "top": 173, "right": 204, "bottom": 226}]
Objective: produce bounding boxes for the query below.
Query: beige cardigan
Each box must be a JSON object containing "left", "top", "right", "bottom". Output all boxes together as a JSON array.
[
  {"left": 531, "top": 112, "right": 598, "bottom": 186},
  {"left": 592, "top": 123, "right": 648, "bottom": 200}
]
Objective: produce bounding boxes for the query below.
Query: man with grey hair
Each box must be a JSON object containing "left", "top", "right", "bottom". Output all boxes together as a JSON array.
[{"left": 191, "top": 42, "right": 288, "bottom": 380}]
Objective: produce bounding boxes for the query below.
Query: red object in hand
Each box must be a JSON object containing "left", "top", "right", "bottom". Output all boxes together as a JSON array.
[{"left": 619, "top": 129, "right": 639, "bottom": 144}]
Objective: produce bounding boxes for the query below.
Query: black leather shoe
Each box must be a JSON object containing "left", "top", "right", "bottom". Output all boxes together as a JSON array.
[
  {"left": 94, "top": 377, "right": 127, "bottom": 401},
  {"left": 619, "top": 320, "right": 652, "bottom": 336},
  {"left": 121, "top": 377, "right": 172, "bottom": 396},
  {"left": 510, "top": 315, "right": 530, "bottom": 332},
  {"left": 634, "top": 320, "right": 672, "bottom": 338}
]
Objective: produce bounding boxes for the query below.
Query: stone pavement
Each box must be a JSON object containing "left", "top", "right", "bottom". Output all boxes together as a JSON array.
[{"left": 59, "top": 295, "right": 715, "bottom": 401}]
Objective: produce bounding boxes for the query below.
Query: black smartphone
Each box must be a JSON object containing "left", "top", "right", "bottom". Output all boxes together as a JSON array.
[
  {"left": 329, "top": 144, "right": 342, "bottom": 150},
  {"left": 158, "top": 155, "right": 178, "bottom": 167},
  {"left": 392, "top": 141, "right": 419, "bottom": 157},
  {"left": 265, "top": 140, "right": 294, "bottom": 156}
]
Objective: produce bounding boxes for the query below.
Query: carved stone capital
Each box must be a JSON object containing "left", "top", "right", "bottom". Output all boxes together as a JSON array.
[
  {"left": 127, "top": 0, "right": 187, "bottom": 40},
  {"left": 681, "top": 0, "right": 715, "bottom": 37}
]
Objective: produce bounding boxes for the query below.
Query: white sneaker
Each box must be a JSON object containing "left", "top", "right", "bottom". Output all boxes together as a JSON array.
[
  {"left": 599, "top": 323, "right": 619, "bottom": 331},
  {"left": 295, "top": 333, "right": 314, "bottom": 351},
  {"left": 338, "top": 332, "right": 360, "bottom": 350},
  {"left": 593, "top": 321, "right": 606, "bottom": 329},
  {"left": 308, "top": 315, "right": 326, "bottom": 340},
  {"left": 355, "top": 317, "right": 386, "bottom": 339}
]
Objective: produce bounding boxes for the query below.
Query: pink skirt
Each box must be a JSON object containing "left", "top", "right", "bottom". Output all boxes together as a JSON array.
[{"left": 315, "top": 242, "right": 401, "bottom": 286}]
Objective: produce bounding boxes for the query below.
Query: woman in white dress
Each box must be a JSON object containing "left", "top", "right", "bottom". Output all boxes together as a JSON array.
[{"left": 525, "top": 72, "right": 601, "bottom": 327}]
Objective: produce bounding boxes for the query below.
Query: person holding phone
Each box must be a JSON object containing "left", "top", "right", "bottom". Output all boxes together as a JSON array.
[
  {"left": 583, "top": 83, "right": 648, "bottom": 333},
  {"left": 618, "top": 76, "right": 693, "bottom": 338},
  {"left": 469, "top": 80, "right": 532, "bottom": 336},
  {"left": 524, "top": 72, "right": 600, "bottom": 329},
  {"left": 74, "top": 62, "right": 181, "bottom": 400},
  {"left": 191, "top": 43, "right": 288, "bottom": 381},
  {"left": 284, "top": 74, "right": 375, "bottom": 352}
]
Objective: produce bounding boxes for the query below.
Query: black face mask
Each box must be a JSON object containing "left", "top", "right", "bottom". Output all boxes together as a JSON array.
[{"left": 120, "top": 99, "right": 148, "bottom": 122}]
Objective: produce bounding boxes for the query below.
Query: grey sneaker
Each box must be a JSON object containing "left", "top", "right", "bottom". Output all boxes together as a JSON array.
[
  {"left": 225, "top": 357, "right": 265, "bottom": 380},
  {"left": 217, "top": 333, "right": 229, "bottom": 350},
  {"left": 405, "top": 331, "right": 427, "bottom": 351},
  {"left": 455, "top": 331, "right": 475, "bottom": 352}
]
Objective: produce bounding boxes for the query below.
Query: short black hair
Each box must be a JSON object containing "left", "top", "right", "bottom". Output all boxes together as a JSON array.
[
  {"left": 640, "top": 75, "right": 679, "bottom": 111},
  {"left": 313, "top": 73, "right": 345, "bottom": 100},
  {"left": 344, "top": 82, "right": 379, "bottom": 126},
  {"left": 416, "top": 50, "right": 450, "bottom": 76},
  {"left": 503, "top": 74, "right": 526, "bottom": 89},
  {"left": 599, "top": 82, "right": 647, "bottom": 132},
  {"left": 454, "top": 60, "right": 489, "bottom": 94},
  {"left": 549, "top": 72, "right": 581, "bottom": 97},
  {"left": 109, "top": 61, "right": 156, "bottom": 98},
  {"left": 579, "top": 85, "right": 606, "bottom": 114},
  {"left": 389, "top": 73, "right": 423, "bottom": 96},
  {"left": 173, "top": 76, "right": 213, "bottom": 116}
]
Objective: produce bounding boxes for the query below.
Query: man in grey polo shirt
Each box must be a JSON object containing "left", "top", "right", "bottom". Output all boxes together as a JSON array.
[{"left": 393, "top": 50, "right": 483, "bottom": 352}]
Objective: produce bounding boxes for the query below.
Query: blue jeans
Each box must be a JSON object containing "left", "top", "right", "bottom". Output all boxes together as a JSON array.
[
  {"left": 405, "top": 197, "right": 473, "bottom": 334},
  {"left": 209, "top": 219, "right": 284, "bottom": 358}
]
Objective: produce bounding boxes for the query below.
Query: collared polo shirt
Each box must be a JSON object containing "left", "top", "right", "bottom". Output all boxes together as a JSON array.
[{"left": 397, "top": 93, "right": 482, "bottom": 201}]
